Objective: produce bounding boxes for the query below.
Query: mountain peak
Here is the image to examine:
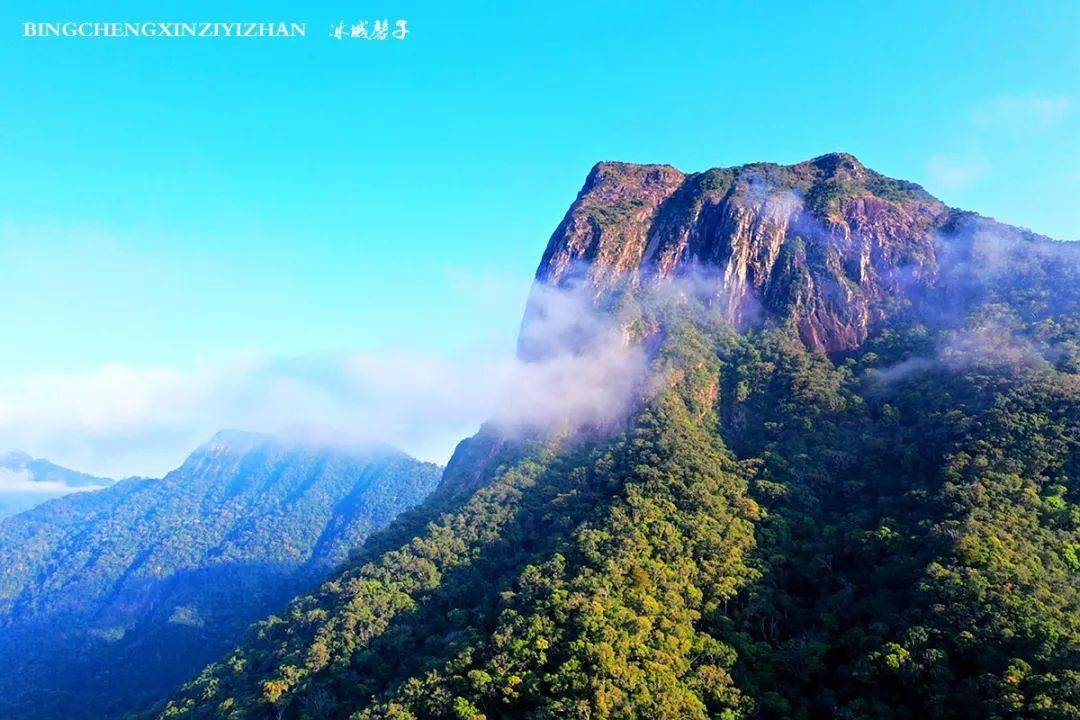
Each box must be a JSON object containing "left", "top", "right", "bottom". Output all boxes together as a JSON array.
[
  {"left": 0, "top": 450, "right": 33, "bottom": 467},
  {"left": 0, "top": 430, "right": 442, "bottom": 720},
  {"left": 804, "top": 150, "right": 866, "bottom": 177},
  {"left": 530, "top": 154, "right": 1046, "bottom": 352},
  {"left": 202, "top": 429, "right": 271, "bottom": 453},
  {"left": 577, "top": 161, "right": 686, "bottom": 201},
  {"left": 193, "top": 429, "right": 405, "bottom": 464},
  {"left": 0, "top": 452, "right": 114, "bottom": 519}
]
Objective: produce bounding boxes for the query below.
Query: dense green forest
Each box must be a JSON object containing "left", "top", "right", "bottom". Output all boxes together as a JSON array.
[
  {"left": 0, "top": 433, "right": 440, "bottom": 720},
  {"left": 151, "top": 292, "right": 1077, "bottom": 718},
  {"left": 141, "top": 157, "right": 1078, "bottom": 720}
]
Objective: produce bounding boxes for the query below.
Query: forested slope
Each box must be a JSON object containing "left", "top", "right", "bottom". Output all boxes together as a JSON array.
[
  {"left": 0, "top": 432, "right": 440, "bottom": 720},
  {"left": 151, "top": 154, "right": 1077, "bottom": 719}
]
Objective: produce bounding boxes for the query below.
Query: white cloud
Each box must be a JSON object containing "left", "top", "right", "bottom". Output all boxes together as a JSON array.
[
  {"left": 0, "top": 468, "right": 104, "bottom": 495},
  {"left": 926, "top": 153, "right": 989, "bottom": 191},
  {"left": 972, "top": 94, "right": 1072, "bottom": 132},
  {"left": 925, "top": 94, "right": 1072, "bottom": 194},
  {"left": 0, "top": 284, "right": 646, "bottom": 478}
]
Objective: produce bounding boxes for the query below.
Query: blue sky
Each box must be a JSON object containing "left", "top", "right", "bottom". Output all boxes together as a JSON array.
[{"left": 0, "top": 0, "right": 1077, "bottom": 476}]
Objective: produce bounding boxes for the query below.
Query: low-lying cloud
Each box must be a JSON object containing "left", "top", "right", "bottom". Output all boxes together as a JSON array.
[
  {"left": 0, "top": 467, "right": 104, "bottom": 496},
  {"left": 0, "top": 283, "right": 647, "bottom": 478}
]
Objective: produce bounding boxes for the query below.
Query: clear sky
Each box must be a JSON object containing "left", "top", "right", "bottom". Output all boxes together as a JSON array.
[{"left": 0, "top": 0, "right": 1077, "bottom": 477}]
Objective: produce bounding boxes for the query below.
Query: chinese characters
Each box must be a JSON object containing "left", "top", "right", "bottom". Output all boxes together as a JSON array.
[{"left": 330, "top": 19, "right": 408, "bottom": 41}]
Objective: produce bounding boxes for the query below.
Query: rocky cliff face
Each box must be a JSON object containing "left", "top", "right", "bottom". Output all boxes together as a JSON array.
[{"left": 532, "top": 153, "right": 1046, "bottom": 353}]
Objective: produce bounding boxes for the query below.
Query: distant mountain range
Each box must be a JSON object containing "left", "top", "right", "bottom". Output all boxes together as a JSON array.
[
  {"left": 0, "top": 430, "right": 441, "bottom": 720},
  {"left": 0, "top": 449, "right": 114, "bottom": 518}
]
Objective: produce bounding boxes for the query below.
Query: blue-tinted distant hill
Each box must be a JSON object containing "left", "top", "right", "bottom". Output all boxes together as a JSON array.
[
  {"left": 0, "top": 449, "right": 114, "bottom": 518},
  {"left": 0, "top": 430, "right": 441, "bottom": 720}
]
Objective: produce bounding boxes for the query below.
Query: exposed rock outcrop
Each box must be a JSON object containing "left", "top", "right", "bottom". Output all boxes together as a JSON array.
[{"left": 531, "top": 153, "right": 1014, "bottom": 352}]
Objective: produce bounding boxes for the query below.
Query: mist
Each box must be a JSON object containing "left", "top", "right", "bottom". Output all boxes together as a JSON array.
[{"left": 0, "top": 281, "right": 648, "bottom": 478}]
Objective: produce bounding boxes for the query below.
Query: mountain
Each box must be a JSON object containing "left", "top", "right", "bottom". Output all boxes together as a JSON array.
[
  {"left": 525, "top": 152, "right": 1068, "bottom": 355},
  {"left": 0, "top": 450, "right": 114, "bottom": 518},
  {"left": 153, "top": 154, "right": 1077, "bottom": 720},
  {"left": 0, "top": 431, "right": 441, "bottom": 720}
]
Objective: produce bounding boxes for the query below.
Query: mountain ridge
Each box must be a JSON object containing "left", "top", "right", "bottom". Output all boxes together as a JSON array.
[
  {"left": 0, "top": 450, "right": 114, "bottom": 518},
  {"left": 147, "top": 156, "right": 1078, "bottom": 720},
  {"left": 0, "top": 431, "right": 442, "bottom": 720}
]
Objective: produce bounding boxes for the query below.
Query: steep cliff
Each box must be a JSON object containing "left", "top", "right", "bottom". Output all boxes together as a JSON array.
[{"left": 531, "top": 153, "right": 1058, "bottom": 353}]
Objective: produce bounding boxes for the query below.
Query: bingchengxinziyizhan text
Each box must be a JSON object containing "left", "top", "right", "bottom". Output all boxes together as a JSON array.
[{"left": 23, "top": 22, "right": 309, "bottom": 38}]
